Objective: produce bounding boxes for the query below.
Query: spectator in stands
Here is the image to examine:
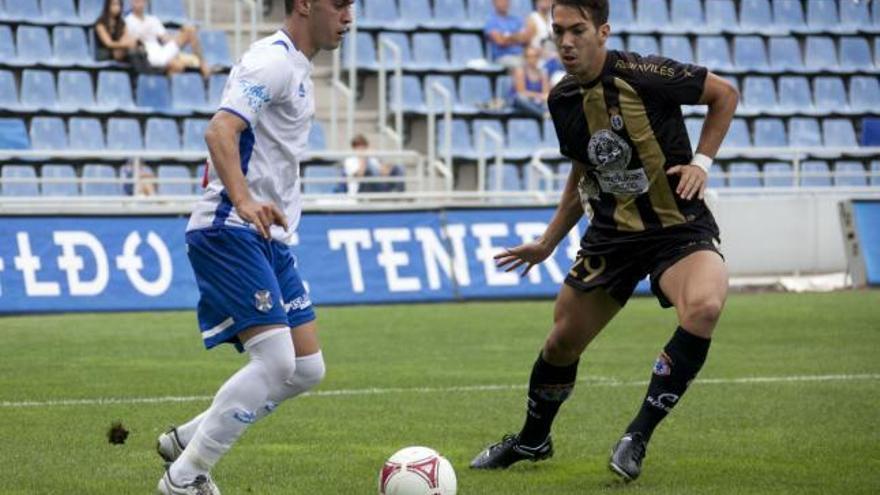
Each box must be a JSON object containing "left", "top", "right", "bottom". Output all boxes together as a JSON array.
[
  {"left": 484, "top": 0, "right": 527, "bottom": 69},
  {"left": 122, "top": 160, "right": 157, "bottom": 196},
  {"left": 124, "top": 0, "right": 211, "bottom": 78},
  {"left": 512, "top": 46, "right": 551, "bottom": 119},
  {"left": 343, "top": 134, "right": 404, "bottom": 195},
  {"left": 523, "top": 0, "right": 553, "bottom": 53},
  {"left": 95, "top": 0, "right": 138, "bottom": 63}
]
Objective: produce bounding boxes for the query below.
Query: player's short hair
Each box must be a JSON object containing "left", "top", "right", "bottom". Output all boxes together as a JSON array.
[{"left": 554, "top": 0, "right": 609, "bottom": 28}]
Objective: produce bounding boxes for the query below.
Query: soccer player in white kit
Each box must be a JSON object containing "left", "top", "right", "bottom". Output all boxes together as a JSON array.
[{"left": 155, "top": 1, "right": 352, "bottom": 493}]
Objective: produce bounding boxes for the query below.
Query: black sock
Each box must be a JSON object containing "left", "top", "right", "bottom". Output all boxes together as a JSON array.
[
  {"left": 518, "top": 352, "right": 579, "bottom": 447},
  {"left": 626, "top": 327, "right": 711, "bottom": 441}
]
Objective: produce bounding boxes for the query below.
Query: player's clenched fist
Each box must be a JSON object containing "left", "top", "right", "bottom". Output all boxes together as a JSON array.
[{"left": 235, "top": 198, "right": 288, "bottom": 239}]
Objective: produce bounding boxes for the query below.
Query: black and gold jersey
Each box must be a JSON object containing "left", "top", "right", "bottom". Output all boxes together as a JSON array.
[{"left": 549, "top": 50, "right": 719, "bottom": 239}]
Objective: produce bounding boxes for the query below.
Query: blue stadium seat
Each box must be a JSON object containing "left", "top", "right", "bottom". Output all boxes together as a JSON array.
[
  {"left": 377, "top": 32, "right": 412, "bottom": 66},
  {"left": 136, "top": 74, "right": 172, "bottom": 110},
  {"left": 42, "top": 0, "right": 77, "bottom": 23},
  {"left": 424, "top": 74, "right": 457, "bottom": 111},
  {"left": 839, "top": 37, "right": 873, "bottom": 71},
  {"left": 506, "top": 118, "right": 542, "bottom": 159},
  {"left": 697, "top": 36, "right": 733, "bottom": 71},
  {"left": 151, "top": 0, "right": 187, "bottom": 24},
  {"left": 555, "top": 162, "right": 572, "bottom": 191},
  {"left": 778, "top": 76, "right": 814, "bottom": 113},
  {"left": 171, "top": 73, "right": 208, "bottom": 111},
  {"left": 823, "top": 119, "right": 857, "bottom": 147},
  {"left": 805, "top": 36, "right": 838, "bottom": 69},
  {"left": 861, "top": 118, "right": 880, "bottom": 145},
  {"left": 389, "top": 75, "right": 425, "bottom": 113},
  {"left": 753, "top": 118, "right": 787, "bottom": 147},
  {"left": 840, "top": 0, "right": 871, "bottom": 29},
  {"left": 496, "top": 75, "right": 513, "bottom": 103},
  {"left": 670, "top": 0, "right": 703, "bottom": 28},
  {"left": 208, "top": 73, "right": 228, "bottom": 108},
  {"left": 763, "top": 162, "right": 794, "bottom": 187},
  {"left": 41, "top": 164, "right": 78, "bottom": 196},
  {"left": 341, "top": 32, "right": 377, "bottom": 69},
  {"left": 79, "top": 0, "right": 103, "bottom": 22},
  {"left": 406, "top": 0, "right": 434, "bottom": 27},
  {"left": 182, "top": 118, "right": 209, "bottom": 152},
  {"left": 734, "top": 36, "right": 768, "bottom": 71},
  {"left": 106, "top": 118, "right": 143, "bottom": 150},
  {"left": 437, "top": 119, "right": 473, "bottom": 156},
  {"left": 30, "top": 117, "right": 67, "bottom": 151},
  {"left": 789, "top": 118, "right": 822, "bottom": 147},
  {"left": 705, "top": 0, "right": 737, "bottom": 30},
  {"left": 0, "top": 70, "right": 19, "bottom": 110},
  {"left": 308, "top": 121, "right": 327, "bottom": 151},
  {"left": 4, "top": 0, "right": 41, "bottom": 21},
  {"left": 800, "top": 160, "right": 831, "bottom": 187},
  {"left": 450, "top": 33, "right": 485, "bottom": 67},
  {"left": 361, "top": 0, "right": 410, "bottom": 30},
  {"left": 874, "top": 1, "right": 880, "bottom": 27},
  {"left": 21, "top": 70, "right": 57, "bottom": 110},
  {"left": 57, "top": 70, "right": 95, "bottom": 111},
  {"left": 635, "top": 0, "right": 668, "bottom": 30},
  {"left": 68, "top": 117, "right": 104, "bottom": 150},
  {"left": 814, "top": 77, "right": 848, "bottom": 113},
  {"left": 724, "top": 118, "right": 751, "bottom": 148},
  {"left": 834, "top": 161, "right": 867, "bottom": 186},
  {"left": 472, "top": 118, "right": 506, "bottom": 157},
  {"left": 707, "top": 164, "right": 725, "bottom": 188},
  {"left": 427, "top": 0, "right": 468, "bottom": 29},
  {"left": 769, "top": 37, "right": 803, "bottom": 72},
  {"left": 728, "top": 162, "right": 761, "bottom": 187},
  {"left": 510, "top": 0, "right": 532, "bottom": 18},
  {"left": 871, "top": 161, "right": 880, "bottom": 186},
  {"left": 609, "top": 0, "right": 635, "bottom": 26},
  {"left": 1, "top": 165, "right": 39, "bottom": 196},
  {"left": 466, "top": 0, "right": 493, "bottom": 28},
  {"left": 876, "top": 38, "right": 880, "bottom": 68},
  {"left": 145, "top": 118, "right": 181, "bottom": 151},
  {"left": 542, "top": 118, "right": 559, "bottom": 150},
  {"left": 742, "top": 76, "right": 777, "bottom": 111},
  {"left": 157, "top": 165, "right": 193, "bottom": 195},
  {"left": 0, "top": 119, "right": 29, "bottom": 149},
  {"left": 628, "top": 35, "right": 659, "bottom": 56},
  {"left": 82, "top": 164, "right": 121, "bottom": 196},
  {"left": 850, "top": 77, "right": 880, "bottom": 113},
  {"left": 739, "top": 0, "right": 772, "bottom": 31},
  {"left": 487, "top": 163, "right": 522, "bottom": 192},
  {"left": 412, "top": 32, "right": 449, "bottom": 70},
  {"left": 199, "top": 30, "right": 232, "bottom": 67},
  {"left": 685, "top": 118, "right": 702, "bottom": 150},
  {"left": 458, "top": 75, "right": 493, "bottom": 111},
  {"left": 661, "top": 36, "right": 693, "bottom": 63},
  {"left": 0, "top": 26, "right": 14, "bottom": 62},
  {"left": 16, "top": 26, "right": 52, "bottom": 65},
  {"left": 607, "top": 35, "right": 625, "bottom": 51},
  {"left": 97, "top": 71, "right": 136, "bottom": 110},
  {"left": 772, "top": 0, "right": 805, "bottom": 29},
  {"left": 302, "top": 164, "right": 341, "bottom": 194},
  {"left": 806, "top": 0, "right": 839, "bottom": 30}
]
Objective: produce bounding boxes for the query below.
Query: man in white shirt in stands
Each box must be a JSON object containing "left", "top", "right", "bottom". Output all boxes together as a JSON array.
[
  {"left": 154, "top": 1, "right": 353, "bottom": 494},
  {"left": 125, "top": 0, "right": 210, "bottom": 78}
]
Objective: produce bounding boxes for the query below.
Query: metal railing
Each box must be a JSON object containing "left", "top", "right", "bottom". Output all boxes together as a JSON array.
[
  {"left": 233, "top": 0, "right": 259, "bottom": 59},
  {"left": 426, "top": 83, "right": 454, "bottom": 192},
  {"left": 476, "top": 126, "right": 504, "bottom": 193},
  {"left": 377, "top": 37, "right": 403, "bottom": 151},
  {"left": 330, "top": 6, "right": 358, "bottom": 149}
]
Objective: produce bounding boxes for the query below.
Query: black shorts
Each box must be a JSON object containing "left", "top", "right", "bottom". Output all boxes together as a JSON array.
[{"left": 564, "top": 227, "right": 723, "bottom": 308}]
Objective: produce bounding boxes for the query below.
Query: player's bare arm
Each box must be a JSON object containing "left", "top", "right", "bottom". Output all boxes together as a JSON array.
[
  {"left": 205, "top": 111, "right": 288, "bottom": 239},
  {"left": 667, "top": 73, "right": 739, "bottom": 201},
  {"left": 496, "top": 161, "right": 586, "bottom": 276}
]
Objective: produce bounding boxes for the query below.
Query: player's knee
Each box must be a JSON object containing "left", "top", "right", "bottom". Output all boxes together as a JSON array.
[
  {"left": 293, "top": 353, "right": 326, "bottom": 391},
  {"left": 543, "top": 333, "right": 581, "bottom": 366},
  {"left": 682, "top": 297, "right": 723, "bottom": 329}
]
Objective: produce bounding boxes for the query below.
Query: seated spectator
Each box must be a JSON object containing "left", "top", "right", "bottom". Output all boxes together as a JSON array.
[
  {"left": 343, "top": 134, "right": 404, "bottom": 195},
  {"left": 484, "top": 0, "right": 527, "bottom": 69},
  {"left": 124, "top": 0, "right": 211, "bottom": 78},
  {"left": 95, "top": 0, "right": 137, "bottom": 63},
  {"left": 523, "top": 0, "right": 553, "bottom": 53},
  {"left": 122, "top": 161, "right": 156, "bottom": 196},
  {"left": 512, "top": 46, "right": 550, "bottom": 119}
]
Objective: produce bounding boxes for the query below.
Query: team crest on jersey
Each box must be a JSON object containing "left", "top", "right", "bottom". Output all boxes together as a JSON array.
[
  {"left": 652, "top": 351, "right": 673, "bottom": 376},
  {"left": 587, "top": 129, "right": 649, "bottom": 194},
  {"left": 609, "top": 107, "right": 624, "bottom": 131},
  {"left": 254, "top": 290, "right": 274, "bottom": 313},
  {"left": 239, "top": 79, "right": 271, "bottom": 113}
]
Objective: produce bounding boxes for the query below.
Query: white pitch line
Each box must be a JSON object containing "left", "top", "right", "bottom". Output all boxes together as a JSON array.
[{"left": 1, "top": 373, "right": 878, "bottom": 409}]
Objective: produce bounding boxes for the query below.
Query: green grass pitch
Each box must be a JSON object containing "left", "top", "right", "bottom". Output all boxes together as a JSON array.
[{"left": 0, "top": 291, "right": 878, "bottom": 494}]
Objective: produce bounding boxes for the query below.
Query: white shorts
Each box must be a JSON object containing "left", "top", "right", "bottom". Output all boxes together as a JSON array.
[{"left": 144, "top": 40, "right": 180, "bottom": 67}]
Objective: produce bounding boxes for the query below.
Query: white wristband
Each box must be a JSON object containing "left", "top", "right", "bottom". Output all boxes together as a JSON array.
[{"left": 691, "top": 153, "right": 713, "bottom": 174}]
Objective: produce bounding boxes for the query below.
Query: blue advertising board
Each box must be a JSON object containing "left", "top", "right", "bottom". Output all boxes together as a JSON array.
[{"left": 852, "top": 200, "right": 880, "bottom": 286}]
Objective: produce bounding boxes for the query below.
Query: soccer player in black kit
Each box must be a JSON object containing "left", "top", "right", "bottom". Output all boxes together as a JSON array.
[{"left": 469, "top": 0, "right": 739, "bottom": 482}]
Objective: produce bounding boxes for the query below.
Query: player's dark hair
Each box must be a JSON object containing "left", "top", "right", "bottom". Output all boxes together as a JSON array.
[{"left": 554, "top": 0, "right": 609, "bottom": 28}]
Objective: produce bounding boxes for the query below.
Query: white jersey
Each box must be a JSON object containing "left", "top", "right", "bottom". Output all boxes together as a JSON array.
[{"left": 187, "top": 30, "right": 314, "bottom": 244}]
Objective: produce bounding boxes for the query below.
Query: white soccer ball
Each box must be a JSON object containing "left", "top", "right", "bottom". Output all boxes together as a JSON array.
[{"left": 378, "top": 446, "right": 457, "bottom": 495}]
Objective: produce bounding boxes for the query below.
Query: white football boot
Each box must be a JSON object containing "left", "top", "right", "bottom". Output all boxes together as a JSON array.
[
  {"left": 157, "top": 467, "right": 221, "bottom": 495},
  {"left": 156, "top": 427, "right": 186, "bottom": 463}
]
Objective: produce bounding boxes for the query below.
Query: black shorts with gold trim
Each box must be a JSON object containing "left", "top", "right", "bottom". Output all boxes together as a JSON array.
[{"left": 564, "top": 227, "right": 723, "bottom": 308}]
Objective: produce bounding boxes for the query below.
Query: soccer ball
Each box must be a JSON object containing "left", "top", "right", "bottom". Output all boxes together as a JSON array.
[{"left": 378, "top": 446, "right": 457, "bottom": 495}]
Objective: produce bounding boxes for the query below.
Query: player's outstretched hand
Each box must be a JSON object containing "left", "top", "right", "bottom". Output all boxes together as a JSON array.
[
  {"left": 667, "top": 164, "right": 708, "bottom": 201},
  {"left": 236, "top": 198, "right": 289, "bottom": 239},
  {"left": 494, "top": 240, "right": 554, "bottom": 277}
]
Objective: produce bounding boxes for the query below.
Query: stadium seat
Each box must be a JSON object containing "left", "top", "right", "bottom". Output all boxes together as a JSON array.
[
  {"left": 199, "top": 30, "right": 232, "bottom": 67},
  {"left": 814, "top": 77, "right": 849, "bottom": 113},
  {"left": 308, "top": 121, "right": 327, "bottom": 151},
  {"left": 341, "top": 32, "right": 377, "bottom": 69},
  {"left": 607, "top": 35, "right": 625, "bottom": 51},
  {"left": 437, "top": 119, "right": 472, "bottom": 157},
  {"left": 0, "top": 70, "right": 19, "bottom": 110},
  {"left": 68, "top": 117, "right": 105, "bottom": 150},
  {"left": 1, "top": 165, "right": 39, "bottom": 196},
  {"left": 778, "top": 76, "right": 814, "bottom": 113},
  {"left": 724, "top": 118, "right": 751, "bottom": 148},
  {"left": 728, "top": 162, "right": 761, "bottom": 187},
  {"left": 834, "top": 161, "right": 867, "bottom": 187},
  {"left": 734, "top": 36, "right": 769, "bottom": 71},
  {"left": 628, "top": 35, "right": 659, "bottom": 56},
  {"left": 510, "top": 0, "right": 532, "bottom": 18},
  {"left": 763, "top": 162, "right": 794, "bottom": 187},
  {"left": 486, "top": 163, "right": 522, "bottom": 192},
  {"left": 542, "top": 118, "right": 559, "bottom": 150},
  {"left": 182, "top": 118, "right": 208, "bottom": 152},
  {"left": 16, "top": 26, "right": 52, "bottom": 65},
  {"left": 145, "top": 118, "right": 181, "bottom": 151},
  {"left": 424, "top": 75, "right": 457, "bottom": 112},
  {"left": 0, "top": 26, "right": 13, "bottom": 61},
  {"left": 466, "top": 0, "right": 494, "bottom": 28},
  {"left": 839, "top": 37, "right": 873, "bottom": 71},
  {"left": 609, "top": 0, "right": 635, "bottom": 26},
  {"left": 78, "top": 0, "right": 103, "bottom": 22},
  {"left": 876, "top": 38, "right": 880, "bottom": 68},
  {"left": 53, "top": 26, "right": 91, "bottom": 64},
  {"left": 661, "top": 36, "right": 693, "bottom": 63},
  {"left": 302, "top": 164, "right": 341, "bottom": 194},
  {"left": 806, "top": 0, "right": 839, "bottom": 30},
  {"left": 97, "top": 71, "right": 136, "bottom": 110},
  {"left": 823, "top": 119, "right": 857, "bottom": 148},
  {"left": 4, "top": 0, "right": 41, "bottom": 21},
  {"left": 151, "top": 0, "right": 187, "bottom": 24},
  {"left": 697, "top": 36, "right": 733, "bottom": 71},
  {"left": 871, "top": 160, "right": 880, "bottom": 186},
  {"left": 0, "top": 119, "right": 29, "bottom": 149},
  {"left": 738, "top": 0, "right": 772, "bottom": 31},
  {"left": 753, "top": 118, "right": 787, "bottom": 147},
  {"left": 405, "top": 0, "right": 434, "bottom": 28},
  {"left": 789, "top": 118, "right": 822, "bottom": 147},
  {"left": 207, "top": 73, "right": 227, "bottom": 108},
  {"left": 707, "top": 163, "right": 725, "bottom": 188},
  {"left": 21, "top": 70, "right": 58, "bottom": 111},
  {"left": 426, "top": 0, "right": 468, "bottom": 30},
  {"left": 412, "top": 33, "right": 449, "bottom": 70},
  {"left": 389, "top": 75, "right": 424, "bottom": 113},
  {"left": 57, "top": 70, "right": 95, "bottom": 111},
  {"left": 30, "top": 117, "right": 67, "bottom": 151},
  {"left": 506, "top": 118, "right": 542, "bottom": 159},
  {"left": 41, "top": 164, "right": 78, "bottom": 196},
  {"left": 772, "top": 0, "right": 805, "bottom": 29},
  {"left": 171, "top": 73, "right": 208, "bottom": 111},
  {"left": 742, "top": 76, "right": 777, "bottom": 112},
  {"left": 157, "top": 165, "right": 193, "bottom": 195},
  {"left": 850, "top": 77, "right": 880, "bottom": 113},
  {"left": 769, "top": 37, "right": 804, "bottom": 72},
  {"left": 670, "top": 0, "right": 703, "bottom": 28},
  {"left": 800, "top": 160, "right": 831, "bottom": 187},
  {"left": 450, "top": 33, "right": 485, "bottom": 67},
  {"left": 458, "top": 75, "right": 494, "bottom": 111},
  {"left": 43, "top": 0, "right": 78, "bottom": 23},
  {"left": 862, "top": 118, "right": 880, "bottom": 146},
  {"left": 805, "top": 37, "right": 838, "bottom": 69},
  {"left": 555, "top": 162, "right": 572, "bottom": 191},
  {"left": 377, "top": 32, "right": 412, "bottom": 66},
  {"left": 705, "top": 0, "right": 736, "bottom": 30},
  {"left": 136, "top": 74, "right": 173, "bottom": 110},
  {"left": 496, "top": 75, "right": 513, "bottom": 103},
  {"left": 839, "top": 0, "right": 871, "bottom": 29},
  {"left": 472, "top": 119, "right": 506, "bottom": 158},
  {"left": 82, "top": 164, "right": 121, "bottom": 196},
  {"left": 685, "top": 118, "right": 702, "bottom": 150},
  {"left": 361, "top": 0, "right": 410, "bottom": 30},
  {"left": 106, "top": 118, "right": 143, "bottom": 150},
  {"left": 635, "top": 0, "right": 669, "bottom": 31}
]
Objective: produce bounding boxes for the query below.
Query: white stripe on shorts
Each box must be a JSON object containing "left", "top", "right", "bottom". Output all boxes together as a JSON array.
[{"left": 202, "top": 317, "right": 235, "bottom": 340}]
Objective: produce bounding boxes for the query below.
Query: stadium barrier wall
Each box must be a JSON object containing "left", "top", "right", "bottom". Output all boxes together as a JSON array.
[{"left": 839, "top": 199, "right": 880, "bottom": 287}]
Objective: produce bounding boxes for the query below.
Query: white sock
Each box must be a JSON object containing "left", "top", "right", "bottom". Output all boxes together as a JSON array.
[{"left": 169, "top": 327, "right": 295, "bottom": 485}]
